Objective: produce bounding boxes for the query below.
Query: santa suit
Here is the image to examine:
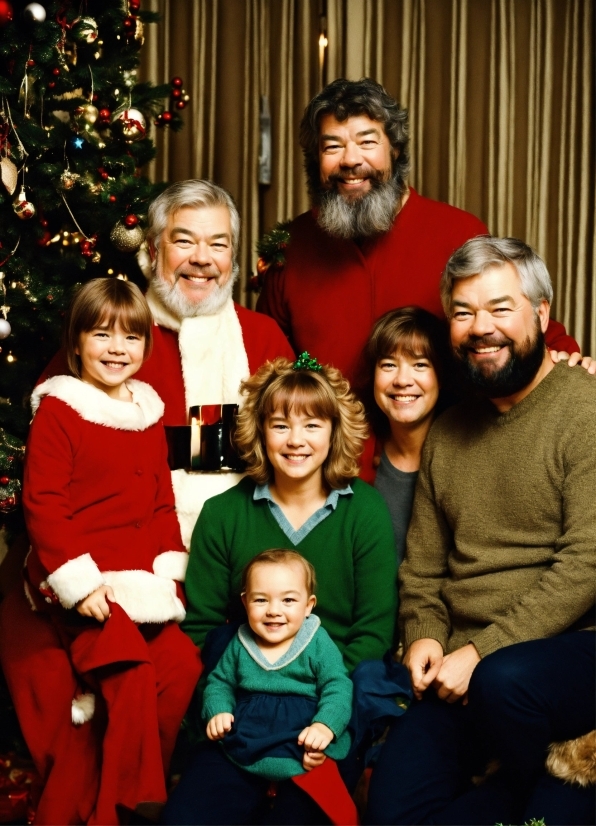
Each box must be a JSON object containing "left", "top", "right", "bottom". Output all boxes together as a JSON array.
[
  {"left": 256, "top": 188, "right": 578, "bottom": 384},
  {"left": 2, "top": 376, "right": 201, "bottom": 825}
]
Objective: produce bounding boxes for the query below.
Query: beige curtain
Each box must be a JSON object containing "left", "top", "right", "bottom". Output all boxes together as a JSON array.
[{"left": 140, "top": 0, "right": 594, "bottom": 351}]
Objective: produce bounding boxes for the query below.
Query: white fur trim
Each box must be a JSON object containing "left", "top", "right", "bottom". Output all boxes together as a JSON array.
[
  {"left": 171, "top": 469, "right": 244, "bottom": 549},
  {"left": 72, "top": 693, "right": 95, "bottom": 725},
  {"left": 178, "top": 298, "right": 250, "bottom": 408},
  {"left": 31, "top": 376, "right": 164, "bottom": 430},
  {"left": 47, "top": 553, "right": 106, "bottom": 609},
  {"left": 103, "top": 569, "right": 185, "bottom": 623},
  {"left": 153, "top": 550, "right": 189, "bottom": 582},
  {"left": 146, "top": 281, "right": 181, "bottom": 332}
]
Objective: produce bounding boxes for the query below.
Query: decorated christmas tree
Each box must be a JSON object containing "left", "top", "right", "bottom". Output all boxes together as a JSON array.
[{"left": 0, "top": 0, "right": 188, "bottom": 533}]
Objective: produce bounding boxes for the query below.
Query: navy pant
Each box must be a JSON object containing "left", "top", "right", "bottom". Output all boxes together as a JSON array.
[
  {"left": 161, "top": 742, "right": 330, "bottom": 825},
  {"left": 366, "top": 631, "right": 596, "bottom": 825}
]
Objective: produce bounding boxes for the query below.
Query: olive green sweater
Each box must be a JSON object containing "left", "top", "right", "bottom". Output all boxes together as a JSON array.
[{"left": 399, "top": 363, "right": 596, "bottom": 658}]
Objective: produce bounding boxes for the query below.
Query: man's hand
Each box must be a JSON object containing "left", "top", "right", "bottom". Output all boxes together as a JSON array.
[
  {"left": 303, "top": 750, "right": 327, "bottom": 771},
  {"left": 76, "top": 585, "right": 115, "bottom": 622},
  {"left": 403, "top": 638, "right": 444, "bottom": 700},
  {"left": 298, "top": 721, "right": 334, "bottom": 752},
  {"left": 206, "top": 712, "right": 234, "bottom": 741},
  {"left": 550, "top": 351, "right": 596, "bottom": 374},
  {"left": 432, "top": 643, "right": 481, "bottom": 703}
]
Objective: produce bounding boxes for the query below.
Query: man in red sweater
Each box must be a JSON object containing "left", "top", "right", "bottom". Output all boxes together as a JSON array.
[{"left": 256, "top": 78, "right": 577, "bottom": 384}]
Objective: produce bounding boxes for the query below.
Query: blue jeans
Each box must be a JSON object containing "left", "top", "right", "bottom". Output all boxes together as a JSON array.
[{"left": 366, "top": 631, "right": 596, "bottom": 825}]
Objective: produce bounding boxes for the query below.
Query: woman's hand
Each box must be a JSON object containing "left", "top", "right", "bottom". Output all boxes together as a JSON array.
[
  {"left": 206, "top": 712, "right": 234, "bottom": 741},
  {"left": 76, "top": 585, "right": 115, "bottom": 622}
]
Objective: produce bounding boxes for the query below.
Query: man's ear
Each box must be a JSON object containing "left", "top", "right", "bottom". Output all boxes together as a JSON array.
[
  {"left": 537, "top": 299, "right": 550, "bottom": 333},
  {"left": 305, "top": 594, "right": 316, "bottom": 616}
]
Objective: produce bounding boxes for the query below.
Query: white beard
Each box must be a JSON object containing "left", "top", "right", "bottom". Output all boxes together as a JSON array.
[{"left": 150, "top": 264, "right": 238, "bottom": 320}]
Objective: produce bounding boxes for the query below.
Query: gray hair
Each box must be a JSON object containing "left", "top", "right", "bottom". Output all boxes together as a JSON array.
[
  {"left": 440, "top": 236, "right": 553, "bottom": 315},
  {"left": 146, "top": 179, "right": 240, "bottom": 260}
]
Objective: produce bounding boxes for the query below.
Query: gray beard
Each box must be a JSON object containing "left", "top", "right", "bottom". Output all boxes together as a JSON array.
[
  {"left": 315, "top": 176, "right": 405, "bottom": 240},
  {"left": 151, "top": 265, "right": 238, "bottom": 319}
]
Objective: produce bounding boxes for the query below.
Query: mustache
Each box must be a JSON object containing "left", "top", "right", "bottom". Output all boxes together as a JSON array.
[
  {"left": 459, "top": 335, "right": 512, "bottom": 350},
  {"left": 326, "top": 165, "right": 385, "bottom": 186},
  {"left": 172, "top": 264, "right": 221, "bottom": 284}
]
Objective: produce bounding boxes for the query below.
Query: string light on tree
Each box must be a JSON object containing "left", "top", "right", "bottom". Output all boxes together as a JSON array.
[{"left": 23, "top": 3, "right": 46, "bottom": 23}]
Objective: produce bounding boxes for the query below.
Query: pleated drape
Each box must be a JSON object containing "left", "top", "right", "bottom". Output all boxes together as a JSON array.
[{"left": 139, "top": 0, "right": 594, "bottom": 351}]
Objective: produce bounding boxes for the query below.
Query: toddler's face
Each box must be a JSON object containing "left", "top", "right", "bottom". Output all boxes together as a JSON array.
[{"left": 242, "top": 562, "right": 316, "bottom": 649}]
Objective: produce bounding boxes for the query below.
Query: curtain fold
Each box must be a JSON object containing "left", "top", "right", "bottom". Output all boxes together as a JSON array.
[{"left": 139, "top": 0, "right": 594, "bottom": 351}]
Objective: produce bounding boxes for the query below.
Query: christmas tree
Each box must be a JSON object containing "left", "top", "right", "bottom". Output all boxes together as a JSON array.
[{"left": 0, "top": 0, "right": 188, "bottom": 533}]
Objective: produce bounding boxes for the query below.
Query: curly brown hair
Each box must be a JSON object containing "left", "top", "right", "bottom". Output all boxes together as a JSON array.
[{"left": 234, "top": 358, "right": 368, "bottom": 489}]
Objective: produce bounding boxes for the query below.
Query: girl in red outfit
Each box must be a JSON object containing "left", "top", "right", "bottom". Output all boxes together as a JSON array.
[{"left": 15, "top": 278, "right": 201, "bottom": 825}]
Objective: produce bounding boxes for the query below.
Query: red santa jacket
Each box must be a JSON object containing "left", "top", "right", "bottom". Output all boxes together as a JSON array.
[
  {"left": 256, "top": 188, "right": 578, "bottom": 384},
  {"left": 24, "top": 376, "right": 188, "bottom": 623}
]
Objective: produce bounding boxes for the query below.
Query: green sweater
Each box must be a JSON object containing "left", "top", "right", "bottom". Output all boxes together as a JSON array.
[
  {"left": 203, "top": 615, "right": 352, "bottom": 780},
  {"left": 183, "top": 477, "right": 397, "bottom": 673},
  {"left": 400, "top": 363, "right": 596, "bottom": 658}
]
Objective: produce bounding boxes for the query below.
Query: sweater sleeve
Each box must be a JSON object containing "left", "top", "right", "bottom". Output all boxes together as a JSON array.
[
  {"left": 398, "top": 442, "right": 453, "bottom": 653},
  {"left": 182, "top": 497, "right": 231, "bottom": 649},
  {"left": 310, "top": 629, "right": 353, "bottom": 739},
  {"left": 544, "top": 318, "right": 579, "bottom": 354},
  {"left": 201, "top": 637, "right": 239, "bottom": 722},
  {"left": 470, "top": 407, "right": 596, "bottom": 658},
  {"left": 343, "top": 486, "right": 398, "bottom": 671},
  {"left": 23, "top": 399, "right": 105, "bottom": 607}
]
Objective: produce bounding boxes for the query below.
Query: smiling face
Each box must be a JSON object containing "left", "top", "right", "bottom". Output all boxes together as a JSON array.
[
  {"left": 318, "top": 113, "right": 395, "bottom": 201},
  {"left": 450, "top": 262, "right": 551, "bottom": 406},
  {"left": 264, "top": 406, "right": 333, "bottom": 487},
  {"left": 374, "top": 349, "right": 440, "bottom": 428},
  {"left": 242, "top": 561, "right": 316, "bottom": 652},
  {"left": 76, "top": 320, "right": 145, "bottom": 399},
  {"left": 150, "top": 205, "right": 235, "bottom": 316}
]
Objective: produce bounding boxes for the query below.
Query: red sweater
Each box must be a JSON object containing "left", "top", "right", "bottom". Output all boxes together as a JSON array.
[{"left": 257, "top": 189, "right": 577, "bottom": 383}]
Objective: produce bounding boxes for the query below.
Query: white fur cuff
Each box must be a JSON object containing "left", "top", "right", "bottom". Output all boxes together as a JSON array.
[
  {"left": 153, "top": 551, "right": 189, "bottom": 582},
  {"left": 46, "top": 553, "right": 105, "bottom": 609},
  {"left": 72, "top": 693, "right": 95, "bottom": 725},
  {"left": 103, "top": 569, "right": 185, "bottom": 623}
]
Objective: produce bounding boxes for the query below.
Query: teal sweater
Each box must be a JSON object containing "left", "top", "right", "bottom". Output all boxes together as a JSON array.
[
  {"left": 203, "top": 614, "right": 353, "bottom": 780},
  {"left": 183, "top": 477, "right": 397, "bottom": 673}
]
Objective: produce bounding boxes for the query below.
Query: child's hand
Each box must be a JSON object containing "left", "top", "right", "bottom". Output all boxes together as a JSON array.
[
  {"left": 76, "top": 585, "right": 115, "bottom": 622},
  {"left": 303, "top": 750, "right": 327, "bottom": 771},
  {"left": 298, "top": 722, "right": 334, "bottom": 752},
  {"left": 206, "top": 713, "right": 234, "bottom": 741}
]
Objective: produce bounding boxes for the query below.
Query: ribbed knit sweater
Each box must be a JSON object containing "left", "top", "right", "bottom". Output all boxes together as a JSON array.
[
  {"left": 399, "top": 363, "right": 596, "bottom": 658},
  {"left": 183, "top": 477, "right": 397, "bottom": 673}
]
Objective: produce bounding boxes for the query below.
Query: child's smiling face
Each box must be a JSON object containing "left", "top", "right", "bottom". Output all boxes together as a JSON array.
[{"left": 242, "top": 561, "right": 316, "bottom": 651}]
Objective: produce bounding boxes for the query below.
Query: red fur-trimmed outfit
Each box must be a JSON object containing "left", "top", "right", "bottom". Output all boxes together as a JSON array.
[
  {"left": 256, "top": 188, "right": 578, "bottom": 384},
  {"left": 2, "top": 377, "right": 201, "bottom": 825}
]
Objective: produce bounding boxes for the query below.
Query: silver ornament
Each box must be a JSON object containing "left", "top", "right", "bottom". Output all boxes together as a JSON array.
[
  {"left": 110, "top": 221, "right": 144, "bottom": 252},
  {"left": 71, "top": 16, "right": 99, "bottom": 44},
  {"left": 24, "top": 3, "right": 46, "bottom": 23},
  {"left": 111, "top": 108, "right": 146, "bottom": 143},
  {"left": 13, "top": 186, "right": 36, "bottom": 220},
  {"left": 0, "top": 318, "right": 11, "bottom": 339}
]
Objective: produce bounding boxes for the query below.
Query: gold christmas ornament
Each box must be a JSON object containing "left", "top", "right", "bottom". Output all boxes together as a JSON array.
[
  {"left": 74, "top": 103, "right": 99, "bottom": 127},
  {"left": 111, "top": 108, "right": 146, "bottom": 143},
  {"left": 110, "top": 220, "right": 144, "bottom": 252},
  {"left": 59, "top": 169, "right": 80, "bottom": 190},
  {"left": 0, "top": 155, "right": 18, "bottom": 194}
]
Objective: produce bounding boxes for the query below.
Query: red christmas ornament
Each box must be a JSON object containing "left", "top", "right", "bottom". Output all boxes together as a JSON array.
[
  {"left": 52, "top": 67, "right": 60, "bottom": 76},
  {"left": 161, "top": 110, "right": 173, "bottom": 124},
  {"left": 0, "top": 475, "right": 9, "bottom": 485},
  {"left": 37, "top": 230, "right": 52, "bottom": 246},
  {"left": 122, "top": 15, "right": 136, "bottom": 33},
  {"left": 129, "top": 0, "right": 141, "bottom": 11},
  {"left": 109, "top": 194, "right": 117, "bottom": 203},
  {"left": 27, "top": 58, "right": 35, "bottom": 67},
  {"left": 171, "top": 77, "right": 183, "bottom": 88},
  {"left": 124, "top": 214, "right": 139, "bottom": 228},
  {"left": 98, "top": 167, "right": 109, "bottom": 181},
  {"left": 175, "top": 101, "right": 186, "bottom": 110},
  {"left": 80, "top": 239, "right": 95, "bottom": 258},
  {"left": 0, "top": 1, "right": 13, "bottom": 26},
  {"left": 47, "top": 81, "right": 55, "bottom": 89},
  {"left": 171, "top": 88, "right": 182, "bottom": 100},
  {"left": 98, "top": 107, "right": 111, "bottom": 121},
  {"left": 40, "top": 217, "right": 48, "bottom": 227}
]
